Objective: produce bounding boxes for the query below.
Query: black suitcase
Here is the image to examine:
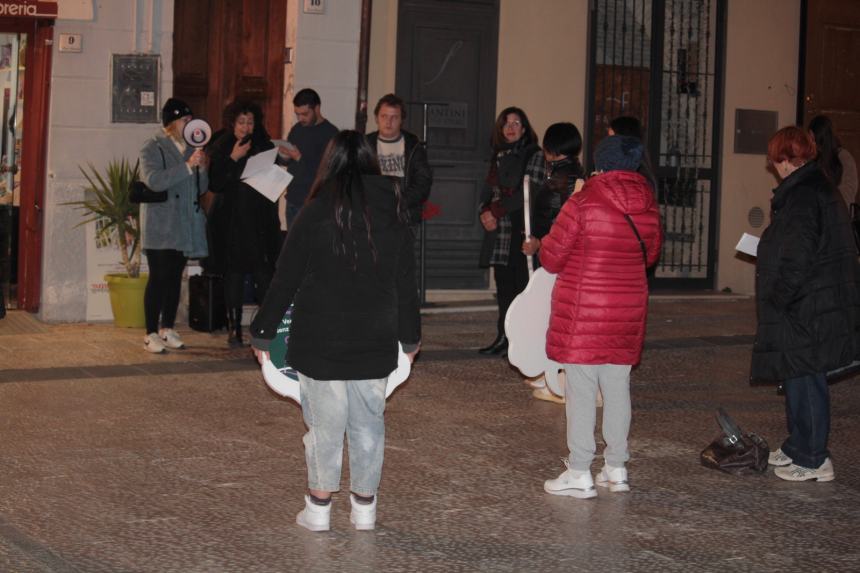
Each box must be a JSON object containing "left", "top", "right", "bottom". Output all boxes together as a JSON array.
[{"left": 189, "top": 273, "right": 227, "bottom": 332}]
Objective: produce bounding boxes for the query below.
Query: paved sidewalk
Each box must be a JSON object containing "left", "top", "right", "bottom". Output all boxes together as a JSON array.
[{"left": 1, "top": 298, "right": 858, "bottom": 572}]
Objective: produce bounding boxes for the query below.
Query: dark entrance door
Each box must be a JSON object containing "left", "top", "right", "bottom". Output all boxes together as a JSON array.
[
  {"left": 395, "top": 0, "right": 499, "bottom": 289},
  {"left": 172, "top": 0, "right": 286, "bottom": 136},
  {"left": 802, "top": 0, "right": 860, "bottom": 169},
  {"left": 587, "top": 0, "right": 726, "bottom": 289}
]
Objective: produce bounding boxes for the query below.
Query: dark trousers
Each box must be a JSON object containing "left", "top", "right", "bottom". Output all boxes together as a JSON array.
[
  {"left": 144, "top": 249, "right": 187, "bottom": 334},
  {"left": 781, "top": 372, "right": 831, "bottom": 469},
  {"left": 224, "top": 268, "right": 273, "bottom": 309},
  {"left": 492, "top": 253, "right": 529, "bottom": 338}
]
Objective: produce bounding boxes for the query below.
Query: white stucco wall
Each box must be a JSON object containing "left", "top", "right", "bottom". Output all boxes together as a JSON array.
[
  {"left": 41, "top": 0, "right": 175, "bottom": 321},
  {"left": 291, "top": 1, "right": 361, "bottom": 132}
]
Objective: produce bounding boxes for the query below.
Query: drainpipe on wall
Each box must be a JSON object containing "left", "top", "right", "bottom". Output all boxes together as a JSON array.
[{"left": 355, "top": 0, "right": 373, "bottom": 133}]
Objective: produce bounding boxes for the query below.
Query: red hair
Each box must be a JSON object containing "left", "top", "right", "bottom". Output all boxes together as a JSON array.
[{"left": 767, "top": 126, "right": 817, "bottom": 166}]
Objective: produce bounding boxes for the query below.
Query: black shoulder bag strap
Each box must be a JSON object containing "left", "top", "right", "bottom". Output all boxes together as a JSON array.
[{"left": 623, "top": 213, "right": 647, "bottom": 266}]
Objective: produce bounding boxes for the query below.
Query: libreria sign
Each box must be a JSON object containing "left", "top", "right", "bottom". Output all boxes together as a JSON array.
[{"left": 0, "top": 1, "right": 58, "bottom": 18}]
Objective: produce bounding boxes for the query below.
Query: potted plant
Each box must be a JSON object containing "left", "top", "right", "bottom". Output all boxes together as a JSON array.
[{"left": 64, "top": 158, "right": 147, "bottom": 327}]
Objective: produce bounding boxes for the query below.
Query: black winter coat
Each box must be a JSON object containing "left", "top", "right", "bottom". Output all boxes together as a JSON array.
[
  {"left": 478, "top": 141, "right": 541, "bottom": 267},
  {"left": 751, "top": 161, "right": 860, "bottom": 383},
  {"left": 250, "top": 175, "right": 421, "bottom": 380},
  {"left": 366, "top": 130, "right": 433, "bottom": 225},
  {"left": 206, "top": 133, "right": 283, "bottom": 275}
]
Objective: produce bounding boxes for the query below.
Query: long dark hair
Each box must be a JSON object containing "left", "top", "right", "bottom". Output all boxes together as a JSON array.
[
  {"left": 309, "top": 130, "right": 397, "bottom": 268},
  {"left": 809, "top": 115, "right": 843, "bottom": 186},
  {"left": 491, "top": 106, "right": 538, "bottom": 150}
]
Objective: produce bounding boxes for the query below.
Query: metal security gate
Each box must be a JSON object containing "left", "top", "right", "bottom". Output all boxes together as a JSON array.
[{"left": 587, "top": 0, "right": 726, "bottom": 289}]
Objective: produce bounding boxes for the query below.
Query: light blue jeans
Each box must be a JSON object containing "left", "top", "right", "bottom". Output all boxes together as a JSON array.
[
  {"left": 298, "top": 373, "right": 387, "bottom": 496},
  {"left": 563, "top": 364, "right": 632, "bottom": 471}
]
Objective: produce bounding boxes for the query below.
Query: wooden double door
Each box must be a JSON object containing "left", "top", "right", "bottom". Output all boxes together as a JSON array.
[
  {"left": 172, "top": 0, "right": 286, "bottom": 136},
  {"left": 802, "top": 0, "right": 860, "bottom": 176}
]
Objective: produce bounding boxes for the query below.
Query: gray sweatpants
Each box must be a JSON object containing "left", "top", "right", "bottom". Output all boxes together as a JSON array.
[{"left": 563, "top": 364, "right": 632, "bottom": 471}]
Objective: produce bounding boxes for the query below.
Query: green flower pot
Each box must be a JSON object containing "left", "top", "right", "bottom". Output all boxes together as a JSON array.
[{"left": 105, "top": 273, "right": 148, "bottom": 328}]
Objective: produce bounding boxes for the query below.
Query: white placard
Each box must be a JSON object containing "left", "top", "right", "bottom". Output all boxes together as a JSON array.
[{"left": 735, "top": 233, "right": 760, "bottom": 257}]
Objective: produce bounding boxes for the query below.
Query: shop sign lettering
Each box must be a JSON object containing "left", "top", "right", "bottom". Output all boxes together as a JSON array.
[{"left": 0, "top": 1, "right": 58, "bottom": 18}]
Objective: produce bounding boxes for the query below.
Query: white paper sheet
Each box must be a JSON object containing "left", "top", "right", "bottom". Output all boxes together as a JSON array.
[
  {"left": 240, "top": 147, "right": 293, "bottom": 202},
  {"left": 241, "top": 147, "right": 279, "bottom": 179},
  {"left": 735, "top": 233, "right": 760, "bottom": 257},
  {"left": 245, "top": 166, "right": 292, "bottom": 202}
]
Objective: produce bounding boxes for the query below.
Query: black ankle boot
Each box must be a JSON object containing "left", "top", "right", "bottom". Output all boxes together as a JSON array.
[
  {"left": 478, "top": 334, "right": 508, "bottom": 355},
  {"left": 227, "top": 307, "right": 244, "bottom": 348}
]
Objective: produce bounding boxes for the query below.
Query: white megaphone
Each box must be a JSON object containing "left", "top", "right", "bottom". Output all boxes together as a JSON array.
[{"left": 183, "top": 118, "right": 212, "bottom": 148}]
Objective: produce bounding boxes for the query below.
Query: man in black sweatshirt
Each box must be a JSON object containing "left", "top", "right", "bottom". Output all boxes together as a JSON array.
[{"left": 283, "top": 88, "right": 339, "bottom": 228}]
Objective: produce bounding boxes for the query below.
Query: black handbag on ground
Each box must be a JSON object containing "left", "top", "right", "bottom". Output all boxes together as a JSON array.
[
  {"left": 130, "top": 146, "right": 167, "bottom": 204},
  {"left": 188, "top": 273, "right": 227, "bottom": 332},
  {"left": 700, "top": 408, "right": 769, "bottom": 475}
]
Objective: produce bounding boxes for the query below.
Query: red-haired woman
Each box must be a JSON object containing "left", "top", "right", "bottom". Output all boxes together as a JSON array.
[{"left": 753, "top": 126, "right": 860, "bottom": 482}]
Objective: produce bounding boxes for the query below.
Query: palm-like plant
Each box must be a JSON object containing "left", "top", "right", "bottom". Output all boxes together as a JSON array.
[{"left": 64, "top": 158, "right": 142, "bottom": 277}]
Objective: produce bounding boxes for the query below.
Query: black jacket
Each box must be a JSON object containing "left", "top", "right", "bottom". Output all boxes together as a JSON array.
[
  {"left": 366, "top": 130, "right": 433, "bottom": 224},
  {"left": 250, "top": 175, "right": 421, "bottom": 380},
  {"left": 478, "top": 141, "right": 541, "bottom": 267},
  {"left": 206, "top": 132, "right": 282, "bottom": 274},
  {"left": 531, "top": 157, "right": 583, "bottom": 239},
  {"left": 751, "top": 161, "right": 860, "bottom": 383}
]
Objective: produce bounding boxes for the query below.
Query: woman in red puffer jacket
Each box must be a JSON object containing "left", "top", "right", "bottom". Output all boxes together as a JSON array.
[{"left": 539, "top": 135, "right": 662, "bottom": 500}]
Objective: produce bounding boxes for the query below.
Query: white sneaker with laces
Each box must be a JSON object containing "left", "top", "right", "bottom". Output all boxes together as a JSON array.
[
  {"left": 596, "top": 464, "right": 630, "bottom": 493},
  {"left": 296, "top": 495, "right": 331, "bottom": 531},
  {"left": 527, "top": 376, "right": 547, "bottom": 389},
  {"left": 349, "top": 494, "right": 377, "bottom": 530},
  {"left": 774, "top": 458, "right": 835, "bottom": 482},
  {"left": 768, "top": 448, "right": 792, "bottom": 467},
  {"left": 544, "top": 459, "right": 597, "bottom": 498},
  {"left": 160, "top": 328, "right": 185, "bottom": 349},
  {"left": 144, "top": 333, "right": 166, "bottom": 354}
]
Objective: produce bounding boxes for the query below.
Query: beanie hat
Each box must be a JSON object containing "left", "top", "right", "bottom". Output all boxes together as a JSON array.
[
  {"left": 162, "top": 98, "right": 192, "bottom": 127},
  {"left": 594, "top": 135, "right": 644, "bottom": 172}
]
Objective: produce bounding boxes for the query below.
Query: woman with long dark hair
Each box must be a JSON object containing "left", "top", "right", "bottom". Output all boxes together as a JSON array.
[
  {"left": 250, "top": 131, "right": 421, "bottom": 532},
  {"left": 808, "top": 114, "right": 858, "bottom": 209},
  {"left": 207, "top": 100, "right": 284, "bottom": 346},
  {"left": 477, "top": 106, "right": 540, "bottom": 356}
]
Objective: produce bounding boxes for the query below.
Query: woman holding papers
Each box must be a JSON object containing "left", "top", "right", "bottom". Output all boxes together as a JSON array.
[
  {"left": 208, "top": 100, "right": 284, "bottom": 347},
  {"left": 250, "top": 130, "right": 421, "bottom": 532},
  {"left": 753, "top": 126, "right": 859, "bottom": 483}
]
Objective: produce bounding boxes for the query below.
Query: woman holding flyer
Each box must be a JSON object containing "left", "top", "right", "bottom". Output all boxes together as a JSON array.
[{"left": 208, "top": 100, "right": 284, "bottom": 347}]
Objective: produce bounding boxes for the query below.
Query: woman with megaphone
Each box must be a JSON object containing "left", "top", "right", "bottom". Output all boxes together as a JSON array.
[{"left": 139, "top": 98, "right": 209, "bottom": 354}]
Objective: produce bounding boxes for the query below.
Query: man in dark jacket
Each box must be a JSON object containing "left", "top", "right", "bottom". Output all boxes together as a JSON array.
[
  {"left": 366, "top": 94, "right": 433, "bottom": 225},
  {"left": 283, "top": 88, "right": 339, "bottom": 227}
]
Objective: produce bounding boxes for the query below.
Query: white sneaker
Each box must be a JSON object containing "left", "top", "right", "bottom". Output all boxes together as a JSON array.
[
  {"left": 533, "top": 386, "right": 565, "bottom": 404},
  {"left": 774, "top": 458, "right": 835, "bottom": 482},
  {"left": 144, "top": 333, "right": 166, "bottom": 354},
  {"left": 349, "top": 494, "right": 377, "bottom": 530},
  {"left": 527, "top": 376, "right": 546, "bottom": 389},
  {"left": 160, "top": 328, "right": 185, "bottom": 349},
  {"left": 596, "top": 464, "right": 630, "bottom": 493},
  {"left": 768, "top": 448, "right": 792, "bottom": 467},
  {"left": 296, "top": 495, "right": 331, "bottom": 531},
  {"left": 544, "top": 459, "right": 597, "bottom": 499}
]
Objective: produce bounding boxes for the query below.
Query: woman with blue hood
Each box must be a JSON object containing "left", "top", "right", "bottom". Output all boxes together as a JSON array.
[{"left": 539, "top": 135, "right": 663, "bottom": 499}]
